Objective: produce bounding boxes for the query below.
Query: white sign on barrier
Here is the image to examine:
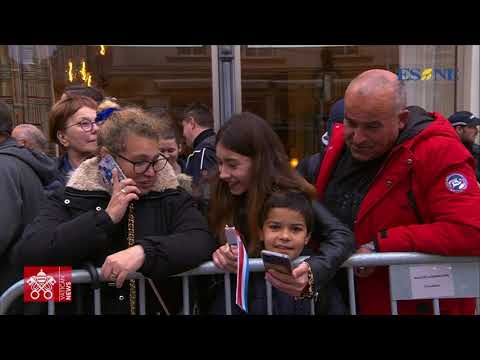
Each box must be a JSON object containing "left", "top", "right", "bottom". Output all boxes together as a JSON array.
[{"left": 409, "top": 264, "right": 455, "bottom": 299}]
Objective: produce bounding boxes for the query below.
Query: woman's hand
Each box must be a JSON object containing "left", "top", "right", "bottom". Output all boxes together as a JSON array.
[
  {"left": 212, "top": 244, "right": 238, "bottom": 273},
  {"left": 105, "top": 168, "right": 141, "bottom": 224},
  {"left": 266, "top": 261, "right": 310, "bottom": 297},
  {"left": 101, "top": 245, "right": 146, "bottom": 288}
]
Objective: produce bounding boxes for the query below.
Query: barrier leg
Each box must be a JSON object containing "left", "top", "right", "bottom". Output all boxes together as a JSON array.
[
  {"left": 94, "top": 289, "right": 101, "bottom": 315},
  {"left": 48, "top": 301, "right": 55, "bottom": 315},
  {"left": 433, "top": 299, "right": 440, "bottom": 315},
  {"left": 182, "top": 276, "right": 190, "bottom": 315},
  {"left": 266, "top": 280, "right": 272, "bottom": 315},
  {"left": 138, "top": 278, "right": 146, "bottom": 315},
  {"left": 224, "top": 273, "right": 232, "bottom": 315},
  {"left": 348, "top": 267, "right": 356, "bottom": 315},
  {"left": 391, "top": 300, "right": 398, "bottom": 315},
  {"left": 476, "top": 297, "right": 480, "bottom": 315}
]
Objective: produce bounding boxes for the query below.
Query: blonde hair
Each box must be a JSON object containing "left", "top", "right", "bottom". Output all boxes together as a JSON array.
[
  {"left": 97, "top": 98, "right": 121, "bottom": 113},
  {"left": 97, "top": 107, "right": 168, "bottom": 154}
]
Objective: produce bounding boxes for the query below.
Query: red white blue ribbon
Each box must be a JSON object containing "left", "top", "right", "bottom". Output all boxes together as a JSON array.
[{"left": 235, "top": 233, "right": 249, "bottom": 313}]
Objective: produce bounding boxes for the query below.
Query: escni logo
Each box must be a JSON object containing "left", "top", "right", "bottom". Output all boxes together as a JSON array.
[{"left": 398, "top": 68, "right": 458, "bottom": 81}]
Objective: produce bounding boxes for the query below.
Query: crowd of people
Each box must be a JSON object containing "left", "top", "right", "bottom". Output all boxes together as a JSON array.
[{"left": 1, "top": 68, "right": 480, "bottom": 315}]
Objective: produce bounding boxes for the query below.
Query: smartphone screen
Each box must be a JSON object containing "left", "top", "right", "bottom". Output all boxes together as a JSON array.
[
  {"left": 261, "top": 250, "right": 293, "bottom": 275},
  {"left": 224, "top": 226, "right": 239, "bottom": 246},
  {"left": 98, "top": 154, "right": 126, "bottom": 186}
]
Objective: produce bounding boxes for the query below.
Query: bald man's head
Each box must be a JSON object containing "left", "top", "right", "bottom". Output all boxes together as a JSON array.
[
  {"left": 346, "top": 69, "right": 406, "bottom": 115},
  {"left": 12, "top": 124, "right": 49, "bottom": 153},
  {"left": 343, "top": 69, "right": 409, "bottom": 161}
]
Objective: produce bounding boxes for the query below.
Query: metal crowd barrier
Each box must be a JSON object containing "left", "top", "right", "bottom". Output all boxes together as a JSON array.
[
  {"left": 1, "top": 253, "right": 479, "bottom": 315},
  {"left": 343, "top": 253, "right": 480, "bottom": 315}
]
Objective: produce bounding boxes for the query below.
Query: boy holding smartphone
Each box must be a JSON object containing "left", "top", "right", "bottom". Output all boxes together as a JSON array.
[{"left": 211, "top": 190, "right": 343, "bottom": 315}]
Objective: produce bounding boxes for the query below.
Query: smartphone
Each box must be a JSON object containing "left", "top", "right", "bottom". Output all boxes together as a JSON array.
[
  {"left": 224, "top": 225, "right": 240, "bottom": 247},
  {"left": 261, "top": 250, "right": 293, "bottom": 275},
  {"left": 98, "top": 154, "right": 126, "bottom": 186}
]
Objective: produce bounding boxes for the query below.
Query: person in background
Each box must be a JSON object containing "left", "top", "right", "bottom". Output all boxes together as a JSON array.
[
  {"left": 60, "top": 85, "right": 105, "bottom": 104},
  {"left": 181, "top": 102, "right": 218, "bottom": 214},
  {"left": 12, "top": 124, "right": 49, "bottom": 154},
  {"left": 157, "top": 110, "right": 192, "bottom": 193},
  {"left": 297, "top": 98, "right": 345, "bottom": 185},
  {"left": 45, "top": 95, "right": 99, "bottom": 193},
  {"left": 181, "top": 102, "right": 217, "bottom": 185},
  {"left": 448, "top": 110, "right": 480, "bottom": 182},
  {"left": 0, "top": 101, "right": 56, "bottom": 313}
]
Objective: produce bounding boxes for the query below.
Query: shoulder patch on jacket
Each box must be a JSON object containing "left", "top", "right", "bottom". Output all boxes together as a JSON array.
[{"left": 445, "top": 173, "right": 468, "bottom": 193}]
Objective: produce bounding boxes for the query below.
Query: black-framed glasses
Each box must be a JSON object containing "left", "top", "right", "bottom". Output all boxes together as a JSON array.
[
  {"left": 115, "top": 153, "right": 168, "bottom": 174},
  {"left": 65, "top": 119, "right": 98, "bottom": 132}
]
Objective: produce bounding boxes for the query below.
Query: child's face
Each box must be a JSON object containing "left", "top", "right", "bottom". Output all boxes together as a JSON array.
[
  {"left": 261, "top": 207, "right": 310, "bottom": 260},
  {"left": 159, "top": 138, "right": 180, "bottom": 166}
]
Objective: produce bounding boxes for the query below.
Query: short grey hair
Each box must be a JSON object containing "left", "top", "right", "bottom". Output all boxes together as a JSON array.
[{"left": 12, "top": 124, "right": 49, "bottom": 152}]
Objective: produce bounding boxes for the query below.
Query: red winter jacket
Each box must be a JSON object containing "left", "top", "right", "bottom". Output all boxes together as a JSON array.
[{"left": 316, "top": 112, "right": 480, "bottom": 315}]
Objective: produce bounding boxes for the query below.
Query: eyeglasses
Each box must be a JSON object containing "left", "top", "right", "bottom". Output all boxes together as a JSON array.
[
  {"left": 65, "top": 119, "right": 98, "bottom": 132},
  {"left": 115, "top": 153, "right": 168, "bottom": 175}
]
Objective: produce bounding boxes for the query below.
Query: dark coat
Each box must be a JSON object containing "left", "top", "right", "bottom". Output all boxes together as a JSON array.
[
  {"left": 44, "top": 153, "right": 72, "bottom": 196},
  {"left": 185, "top": 128, "right": 217, "bottom": 185},
  {"left": 209, "top": 265, "right": 348, "bottom": 315},
  {"left": 0, "top": 138, "right": 56, "bottom": 308},
  {"left": 209, "top": 272, "right": 313, "bottom": 315},
  {"left": 12, "top": 157, "right": 217, "bottom": 314}
]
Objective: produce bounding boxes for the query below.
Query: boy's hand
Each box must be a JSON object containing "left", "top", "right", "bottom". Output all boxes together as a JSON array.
[
  {"left": 266, "top": 262, "right": 310, "bottom": 297},
  {"left": 212, "top": 244, "right": 238, "bottom": 273}
]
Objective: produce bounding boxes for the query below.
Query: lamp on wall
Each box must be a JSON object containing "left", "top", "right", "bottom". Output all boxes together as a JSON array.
[{"left": 66, "top": 59, "right": 94, "bottom": 86}]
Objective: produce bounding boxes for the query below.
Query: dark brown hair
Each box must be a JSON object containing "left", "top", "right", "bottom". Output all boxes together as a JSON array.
[
  {"left": 183, "top": 102, "right": 213, "bottom": 128},
  {"left": 209, "top": 112, "right": 316, "bottom": 256},
  {"left": 48, "top": 95, "right": 97, "bottom": 145},
  {"left": 260, "top": 190, "right": 314, "bottom": 235},
  {"left": 64, "top": 85, "right": 105, "bottom": 103}
]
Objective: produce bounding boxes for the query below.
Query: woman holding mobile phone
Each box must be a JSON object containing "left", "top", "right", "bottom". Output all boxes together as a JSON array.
[
  {"left": 13, "top": 106, "right": 216, "bottom": 315},
  {"left": 210, "top": 112, "right": 356, "bottom": 309}
]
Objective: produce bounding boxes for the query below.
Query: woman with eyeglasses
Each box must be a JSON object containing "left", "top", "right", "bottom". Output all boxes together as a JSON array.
[
  {"left": 13, "top": 106, "right": 216, "bottom": 315},
  {"left": 45, "top": 95, "right": 100, "bottom": 193}
]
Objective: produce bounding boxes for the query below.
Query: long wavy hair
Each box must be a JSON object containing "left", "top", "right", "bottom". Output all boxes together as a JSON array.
[{"left": 209, "top": 112, "right": 316, "bottom": 256}]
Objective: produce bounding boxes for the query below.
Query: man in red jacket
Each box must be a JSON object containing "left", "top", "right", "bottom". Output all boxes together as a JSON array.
[{"left": 315, "top": 69, "right": 480, "bottom": 315}]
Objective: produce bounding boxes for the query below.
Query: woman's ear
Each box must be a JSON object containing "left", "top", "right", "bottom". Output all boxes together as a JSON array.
[{"left": 57, "top": 130, "right": 68, "bottom": 147}]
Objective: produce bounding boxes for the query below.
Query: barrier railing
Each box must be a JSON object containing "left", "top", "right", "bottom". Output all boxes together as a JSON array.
[{"left": 1, "top": 253, "right": 479, "bottom": 315}]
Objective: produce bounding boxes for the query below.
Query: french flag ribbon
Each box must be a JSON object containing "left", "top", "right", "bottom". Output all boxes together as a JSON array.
[{"left": 235, "top": 233, "right": 249, "bottom": 313}]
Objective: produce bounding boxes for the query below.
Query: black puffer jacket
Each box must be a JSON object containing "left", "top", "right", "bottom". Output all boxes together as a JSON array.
[{"left": 12, "top": 158, "right": 217, "bottom": 315}]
